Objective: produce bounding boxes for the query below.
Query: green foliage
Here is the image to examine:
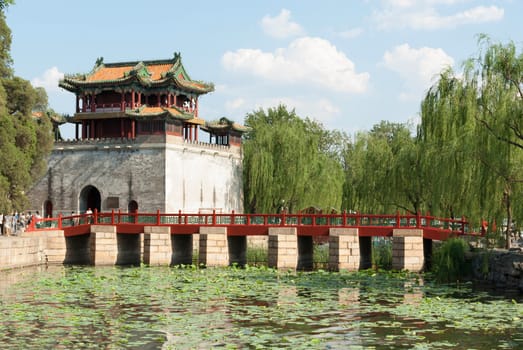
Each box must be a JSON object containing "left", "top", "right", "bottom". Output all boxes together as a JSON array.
[
  {"left": 1, "top": 266, "right": 522, "bottom": 348},
  {"left": 0, "top": 5, "right": 53, "bottom": 213},
  {"left": 418, "top": 36, "right": 523, "bottom": 246},
  {"left": 0, "top": 0, "right": 14, "bottom": 11},
  {"left": 432, "top": 238, "right": 470, "bottom": 283},
  {"left": 243, "top": 105, "right": 345, "bottom": 213},
  {"left": 372, "top": 237, "right": 392, "bottom": 270},
  {"left": 343, "top": 120, "right": 422, "bottom": 214},
  {"left": 246, "top": 245, "right": 267, "bottom": 266},
  {"left": 313, "top": 243, "right": 329, "bottom": 269},
  {"left": 339, "top": 37, "right": 523, "bottom": 237}
]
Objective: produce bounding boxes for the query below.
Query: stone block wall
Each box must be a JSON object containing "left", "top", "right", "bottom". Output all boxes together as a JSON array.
[
  {"left": 268, "top": 228, "right": 298, "bottom": 269},
  {"left": 27, "top": 137, "right": 244, "bottom": 217},
  {"left": 27, "top": 140, "right": 166, "bottom": 215},
  {"left": 90, "top": 225, "right": 117, "bottom": 265},
  {"left": 199, "top": 227, "right": 229, "bottom": 267},
  {"left": 392, "top": 229, "right": 424, "bottom": 271},
  {"left": 21, "top": 230, "right": 66, "bottom": 264},
  {"left": 143, "top": 226, "right": 171, "bottom": 265},
  {"left": 0, "top": 237, "right": 43, "bottom": 268},
  {"left": 329, "top": 228, "right": 360, "bottom": 271}
]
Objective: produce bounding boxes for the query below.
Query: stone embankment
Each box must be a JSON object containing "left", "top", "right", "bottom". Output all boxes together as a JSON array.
[
  {"left": 469, "top": 249, "right": 523, "bottom": 293},
  {"left": 0, "top": 231, "right": 65, "bottom": 270}
]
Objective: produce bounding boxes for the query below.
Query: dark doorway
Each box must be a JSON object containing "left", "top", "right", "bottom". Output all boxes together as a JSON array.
[
  {"left": 80, "top": 185, "right": 101, "bottom": 214},
  {"left": 44, "top": 200, "right": 53, "bottom": 218},
  {"left": 128, "top": 200, "right": 138, "bottom": 213}
]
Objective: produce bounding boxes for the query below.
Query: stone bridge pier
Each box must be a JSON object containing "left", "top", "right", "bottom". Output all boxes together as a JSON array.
[{"left": 25, "top": 226, "right": 432, "bottom": 272}]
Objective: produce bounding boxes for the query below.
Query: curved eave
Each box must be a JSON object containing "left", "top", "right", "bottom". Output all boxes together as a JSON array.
[
  {"left": 58, "top": 75, "right": 213, "bottom": 95},
  {"left": 72, "top": 111, "right": 127, "bottom": 121},
  {"left": 201, "top": 123, "right": 249, "bottom": 134},
  {"left": 60, "top": 75, "right": 137, "bottom": 88},
  {"left": 150, "top": 76, "right": 214, "bottom": 94},
  {"left": 125, "top": 106, "right": 194, "bottom": 121},
  {"left": 58, "top": 80, "right": 79, "bottom": 93},
  {"left": 184, "top": 117, "right": 206, "bottom": 126},
  {"left": 202, "top": 117, "right": 250, "bottom": 134}
]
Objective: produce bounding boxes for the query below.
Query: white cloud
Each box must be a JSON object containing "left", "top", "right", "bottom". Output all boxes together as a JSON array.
[
  {"left": 374, "top": 4, "right": 504, "bottom": 30},
  {"left": 31, "top": 67, "right": 64, "bottom": 92},
  {"left": 382, "top": 43, "right": 454, "bottom": 98},
  {"left": 222, "top": 37, "right": 369, "bottom": 94},
  {"left": 338, "top": 27, "right": 364, "bottom": 39},
  {"left": 261, "top": 9, "right": 305, "bottom": 39},
  {"left": 225, "top": 98, "right": 245, "bottom": 111}
]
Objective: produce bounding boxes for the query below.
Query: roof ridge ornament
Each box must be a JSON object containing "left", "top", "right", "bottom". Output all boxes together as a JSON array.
[{"left": 95, "top": 57, "right": 104, "bottom": 67}]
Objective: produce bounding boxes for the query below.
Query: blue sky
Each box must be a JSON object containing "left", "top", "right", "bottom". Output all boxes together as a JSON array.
[{"left": 5, "top": 0, "right": 521, "bottom": 139}]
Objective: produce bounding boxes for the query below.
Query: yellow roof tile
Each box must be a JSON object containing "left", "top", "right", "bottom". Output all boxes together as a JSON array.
[
  {"left": 86, "top": 63, "right": 173, "bottom": 82},
  {"left": 148, "top": 64, "right": 172, "bottom": 80},
  {"left": 87, "top": 66, "right": 133, "bottom": 81}
]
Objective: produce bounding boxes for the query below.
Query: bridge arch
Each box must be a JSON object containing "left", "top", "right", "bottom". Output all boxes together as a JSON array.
[{"left": 79, "top": 185, "right": 101, "bottom": 214}]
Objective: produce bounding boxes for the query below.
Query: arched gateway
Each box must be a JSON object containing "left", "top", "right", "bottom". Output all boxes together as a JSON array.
[{"left": 80, "top": 185, "right": 101, "bottom": 214}]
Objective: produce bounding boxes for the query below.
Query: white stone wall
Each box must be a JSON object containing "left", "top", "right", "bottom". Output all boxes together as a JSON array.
[
  {"left": 165, "top": 137, "right": 243, "bottom": 213},
  {"left": 28, "top": 134, "right": 243, "bottom": 215}
]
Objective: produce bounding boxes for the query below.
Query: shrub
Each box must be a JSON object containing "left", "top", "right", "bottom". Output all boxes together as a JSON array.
[
  {"left": 313, "top": 244, "right": 329, "bottom": 270},
  {"left": 432, "top": 237, "right": 470, "bottom": 283}
]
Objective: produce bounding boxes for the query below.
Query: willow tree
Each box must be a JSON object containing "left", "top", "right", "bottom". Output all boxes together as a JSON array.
[
  {"left": 471, "top": 36, "right": 523, "bottom": 246},
  {"left": 418, "top": 69, "right": 480, "bottom": 220},
  {"left": 242, "top": 105, "right": 344, "bottom": 213},
  {"left": 419, "top": 36, "right": 523, "bottom": 247},
  {"left": 343, "top": 121, "right": 422, "bottom": 214}
]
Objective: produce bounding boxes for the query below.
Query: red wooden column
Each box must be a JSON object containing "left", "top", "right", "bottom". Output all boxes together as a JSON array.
[
  {"left": 91, "top": 93, "right": 96, "bottom": 112},
  {"left": 91, "top": 120, "right": 96, "bottom": 138},
  {"left": 76, "top": 95, "right": 80, "bottom": 113},
  {"left": 195, "top": 98, "right": 198, "bottom": 117},
  {"left": 82, "top": 94, "right": 87, "bottom": 112},
  {"left": 131, "top": 90, "right": 135, "bottom": 108},
  {"left": 75, "top": 123, "right": 79, "bottom": 140},
  {"left": 82, "top": 120, "right": 86, "bottom": 139},
  {"left": 138, "top": 92, "right": 141, "bottom": 106},
  {"left": 120, "top": 92, "right": 125, "bottom": 111},
  {"left": 131, "top": 119, "right": 136, "bottom": 139}
]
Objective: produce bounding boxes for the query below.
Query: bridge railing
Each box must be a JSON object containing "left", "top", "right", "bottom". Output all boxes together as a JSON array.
[{"left": 27, "top": 209, "right": 470, "bottom": 235}]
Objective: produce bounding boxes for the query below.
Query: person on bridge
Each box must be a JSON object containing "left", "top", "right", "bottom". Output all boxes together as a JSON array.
[
  {"left": 86, "top": 208, "right": 93, "bottom": 224},
  {"left": 481, "top": 220, "right": 488, "bottom": 236}
]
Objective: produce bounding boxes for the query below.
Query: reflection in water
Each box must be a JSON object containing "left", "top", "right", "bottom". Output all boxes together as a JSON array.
[{"left": 0, "top": 266, "right": 521, "bottom": 349}]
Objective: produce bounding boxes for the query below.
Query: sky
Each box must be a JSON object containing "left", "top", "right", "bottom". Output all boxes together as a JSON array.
[{"left": 5, "top": 0, "right": 522, "bottom": 139}]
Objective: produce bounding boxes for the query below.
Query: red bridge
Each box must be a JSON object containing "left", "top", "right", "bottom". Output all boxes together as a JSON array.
[
  {"left": 29, "top": 210, "right": 473, "bottom": 240},
  {"left": 26, "top": 210, "right": 480, "bottom": 272}
]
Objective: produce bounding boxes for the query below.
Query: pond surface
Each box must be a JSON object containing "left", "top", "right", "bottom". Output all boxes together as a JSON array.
[{"left": 0, "top": 265, "right": 521, "bottom": 349}]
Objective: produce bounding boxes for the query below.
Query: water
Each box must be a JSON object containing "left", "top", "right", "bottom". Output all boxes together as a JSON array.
[{"left": 0, "top": 265, "right": 521, "bottom": 349}]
